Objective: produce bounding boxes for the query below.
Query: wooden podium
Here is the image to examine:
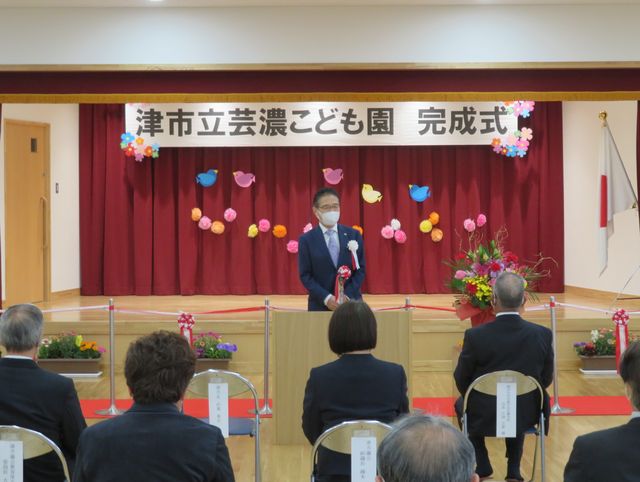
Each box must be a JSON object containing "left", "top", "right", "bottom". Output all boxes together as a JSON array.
[{"left": 273, "top": 310, "right": 412, "bottom": 445}]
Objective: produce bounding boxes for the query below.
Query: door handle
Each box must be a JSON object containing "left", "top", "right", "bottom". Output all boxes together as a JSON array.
[{"left": 40, "top": 196, "right": 48, "bottom": 250}]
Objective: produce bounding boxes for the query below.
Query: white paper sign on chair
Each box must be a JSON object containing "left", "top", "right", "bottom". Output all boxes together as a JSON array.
[
  {"left": 350, "top": 430, "right": 376, "bottom": 482},
  {"left": 208, "top": 380, "right": 230, "bottom": 438},
  {"left": 0, "top": 440, "right": 23, "bottom": 482},
  {"left": 496, "top": 379, "right": 517, "bottom": 438}
]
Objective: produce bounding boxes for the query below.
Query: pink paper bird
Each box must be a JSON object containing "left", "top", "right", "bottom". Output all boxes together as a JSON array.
[
  {"left": 323, "top": 168, "right": 343, "bottom": 185},
  {"left": 233, "top": 171, "right": 256, "bottom": 188}
]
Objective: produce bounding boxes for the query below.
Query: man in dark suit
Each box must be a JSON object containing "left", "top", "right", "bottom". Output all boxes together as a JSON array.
[
  {"left": 298, "top": 187, "right": 365, "bottom": 311},
  {"left": 0, "top": 304, "right": 86, "bottom": 482},
  {"left": 564, "top": 340, "right": 640, "bottom": 482},
  {"left": 73, "top": 331, "right": 234, "bottom": 482},
  {"left": 302, "top": 301, "right": 409, "bottom": 481},
  {"left": 454, "top": 272, "right": 554, "bottom": 482}
]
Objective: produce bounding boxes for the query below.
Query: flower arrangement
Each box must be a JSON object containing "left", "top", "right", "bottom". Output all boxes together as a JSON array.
[
  {"left": 192, "top": 332, "right": 238, "bottom": 359},
  {"left": 573, "top": 328, "right": 638, "bottom": 357},
  {"left": 38, "top": 334, "right": 104, "bottom": 359},
  {"left": 448, "top": 214, "right": 549, "bottom": 325}
]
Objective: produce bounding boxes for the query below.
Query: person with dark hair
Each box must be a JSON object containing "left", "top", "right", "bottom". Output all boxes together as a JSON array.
[
  {"left": 73, "top": 331, "right": 235, "bottom": 482},
  {"left": 302, "top": 301, "right": 409, "bottom": 482},
  {"left": 0, "top": 304, "right": 86, "bottom": 482},
  {"left": 564, "top": 340, "right": 640, "bottom": 482},
  {"left": 453, "top": 272, "right": 553, "bottom": 482},
  {"left": 376, "top": 414, "right": 479, "bottom": 482},
  {"left": 298, "top": 187, "right": 365, "bottom": 311}
]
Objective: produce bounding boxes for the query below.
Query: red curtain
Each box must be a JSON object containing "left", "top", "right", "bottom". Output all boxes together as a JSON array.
[{"left": 79, "top": 103, "right": 564, "bottom": 296}]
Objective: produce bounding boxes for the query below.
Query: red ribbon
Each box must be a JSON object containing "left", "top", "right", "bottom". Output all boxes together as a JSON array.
[
  {"left": 613, "top": 309, "right": 630, "bottom": 373},
  {"left": 178, "top": 312, "right": 195, "bottom": 345},
  {"left": 334, "top": 265, "right": 352, "bottom": 300}
]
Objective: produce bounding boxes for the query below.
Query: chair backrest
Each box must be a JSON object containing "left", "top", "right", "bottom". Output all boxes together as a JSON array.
[
  {"left": 462, "top": 369, "right": 544, "bottom": 414},
  {"left": 0, "top": 425, "right": 70, "bottom": 481},
  {"left": 188, "top": 369, "right": 257, "bottom": 400},
  {"left": 310, "top": 420, "right": 392, "bottom": 476}
]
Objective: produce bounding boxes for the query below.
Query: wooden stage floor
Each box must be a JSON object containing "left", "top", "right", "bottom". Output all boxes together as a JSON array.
[{"left": 31, "top": 289, "right": 640, "bottom": 481}]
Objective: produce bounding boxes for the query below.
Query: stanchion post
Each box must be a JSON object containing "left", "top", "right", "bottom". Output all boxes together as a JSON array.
[
  {"left": 550, "top": 296, "right": 574, "bottom": 414},
  {"left": 257, "top": 297, "right": 272, "bottom": 415},
  {"left": 404, "top": 296, "right": 411, "bottom": 311},
  {"left": 96, "top": 298, "right": 124, "bottom": 416}
]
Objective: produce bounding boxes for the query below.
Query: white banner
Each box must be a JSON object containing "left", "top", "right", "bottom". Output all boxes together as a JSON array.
[{"left": 125, "top": 102, "right": 518, "bottom": 148}]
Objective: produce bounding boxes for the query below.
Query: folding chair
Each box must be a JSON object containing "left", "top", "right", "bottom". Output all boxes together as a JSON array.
[
  {"left": 187, "top": 369, "right": 261, "bottom": 482},
  {"left": 310, "top": 420, "right": 392, "bottom": 482},
  {"left": 461, "top": 370, "right": 546, "bottom": 482},
  {"left": 0, "top": 425, "right": 70, "bottom": 481}
]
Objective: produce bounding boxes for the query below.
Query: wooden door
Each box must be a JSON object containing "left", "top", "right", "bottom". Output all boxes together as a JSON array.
[{"left": 4, "top": 119, "right": 50, "bottom": 304}]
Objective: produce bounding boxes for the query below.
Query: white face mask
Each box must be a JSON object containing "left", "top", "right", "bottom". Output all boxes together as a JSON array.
[{"left": 319, "top": 210, "right": 340, "bottom": 227}]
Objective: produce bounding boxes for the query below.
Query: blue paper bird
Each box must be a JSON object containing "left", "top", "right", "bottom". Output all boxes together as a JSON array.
[
  {"left": 409, "top": 184, "right": 431, "bottom": 202},
  {"left": 196, "top": 169, "right": 218, "bottom": 187}
]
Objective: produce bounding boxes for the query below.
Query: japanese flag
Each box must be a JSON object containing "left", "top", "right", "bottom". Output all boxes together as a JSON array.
[{"left": 598, "top": 121, "right": 638, "bottom": 274}]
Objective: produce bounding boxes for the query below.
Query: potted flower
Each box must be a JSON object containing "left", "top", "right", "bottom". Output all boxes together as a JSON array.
[
  {"left": 448, "top": 217, "right": 549, "bottom": 327},
  {"left": 37, "top": 333, "right": 104, "bottom": 375},
  {"left": 192, "top": 332, "right": 237, "bottom": 372},
  {"left": 574, "top": 328, "right": 620, "bottom": 371}
]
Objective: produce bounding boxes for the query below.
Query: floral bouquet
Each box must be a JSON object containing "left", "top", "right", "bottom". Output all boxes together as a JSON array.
[
  {"left": 38, "top": 333, "right": 104, "bottom": 359},
  {"left": 448, "top": 214, "right": 549, "bottom": 326},
  {"left": 192, "top": 332, "right": 238, "bottom": 359}
]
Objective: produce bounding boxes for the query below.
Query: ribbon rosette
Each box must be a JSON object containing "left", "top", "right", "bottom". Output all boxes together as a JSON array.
[
  {"left": 612, "top": 309, "right": 630, "bottom": 372},
  {"left": 347, "top": 240, "right": 360, "bottom": 270},
  {"left": 178, "top": 312, "right": 195, "bottom": 345},
  {"left": 334, "top": 265, "right": 352, "bottom": 304}
]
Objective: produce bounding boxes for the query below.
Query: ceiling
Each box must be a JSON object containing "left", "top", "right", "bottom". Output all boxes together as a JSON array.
[{"left": 0, "top": 0, "right": 638, "bottom": 6}]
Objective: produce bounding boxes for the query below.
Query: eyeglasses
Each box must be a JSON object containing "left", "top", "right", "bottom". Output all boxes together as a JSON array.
[{"left": 317, "top": 203, "right": 340, "bottom": 212}]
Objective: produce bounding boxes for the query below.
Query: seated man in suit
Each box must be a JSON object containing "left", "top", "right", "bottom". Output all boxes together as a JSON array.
[
  {"left": 298, "top": 187, "right": 365, "bottom": 311},
  {"left": 302, "top": 301, "right": 409, "bottom": 482},
  {"left": 376, "top": 414, "right": 479, "bottom": 482},
  {"left": 73, "top": 331, "right": 235, "bottom": 482},
  {"left": 564, "top": 340, "right": 640, "bottom": 482},
  {"left": 453, "top": 272, "right": 554, "bottom": 482},
  {"left": 0, "top": 304, "right": 86, "bottom": 482}
]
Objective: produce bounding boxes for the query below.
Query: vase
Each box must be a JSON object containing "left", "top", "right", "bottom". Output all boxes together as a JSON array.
[
  {"left": 579, "top": 355, "right": 617, "bottom": 372},
  {"left": 455, "top": 301, "right": 496, "bottom": 327},
  {"left": 195, "top": 358, "right": 231, "bottom": 372},
  {"left": 37, "top": 358, "right": 102, "bottom": 376}
]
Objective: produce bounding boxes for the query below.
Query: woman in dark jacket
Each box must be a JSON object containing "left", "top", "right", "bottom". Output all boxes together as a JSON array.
[{"left": 302, "top": 301, "right": 410, "bottom": 482}]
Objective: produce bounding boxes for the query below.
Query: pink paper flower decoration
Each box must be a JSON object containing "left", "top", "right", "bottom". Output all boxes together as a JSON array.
[
  {"left": 390, "top": 218, "right": 401, "bottom": 231},
  {"left": 303, "top": 223, "right": 313, "bottom": 233},
  {"left": 520, "top": 127, "right": 533, "bottom": 141},
  {"left": 394, "top": 230, "right": 407, "bottom": 244},
  {"left": 463, "top": 218, "right": 476, "bottom": 233},
  {"left": 198, "top": 216, "right": 212, "bottom": 230},
  {"left": 506, "top": 135, "right": 518, "bottom": 146},
  {"left": 455, "top": 270, "right": 467, "bottom": 280},
  {"left": 381, "top": 225, "right": 394, "bottom": 239},
  {"left": 223, "top": 208, "right": 237, "bottom": 222},
  {"left": 286, "top": 240, "right": 299, "bottom": 253},
  {"left": 476, "top": 214, "right": 487, "bottom": 227},
  {"left": 258, "top": 219, "right": 271, "bottom": 232}
]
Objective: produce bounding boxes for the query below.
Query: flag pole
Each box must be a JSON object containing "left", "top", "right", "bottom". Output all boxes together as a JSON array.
[{"left": 598, "top": 110, "right": 607, "bottom": 125}]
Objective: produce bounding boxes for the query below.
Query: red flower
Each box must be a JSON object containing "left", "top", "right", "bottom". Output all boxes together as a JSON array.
[
  {"left": 466, "top": 283, "right": 478, "bottom": 295},
  {"left": 490, "top": 261, "right": 501, "bottom": 272},
  {"left": 455, "top": 252, "right": 467, "bottom": 260},
  {"left": 503, "top": 251, "right": 518, "bottom": 264}
]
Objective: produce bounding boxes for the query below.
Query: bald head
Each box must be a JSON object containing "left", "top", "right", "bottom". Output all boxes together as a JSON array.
[
  {"left": 377, "top": 414, "right": 477, "bottom": 482},
  {"left": 493, "top": 272, "right": 526, "bottom": 311}
]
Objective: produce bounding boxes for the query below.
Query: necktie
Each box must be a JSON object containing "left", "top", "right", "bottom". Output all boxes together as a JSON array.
[{"left": 327, "top": 229, "right": 339, "bottom": 267}]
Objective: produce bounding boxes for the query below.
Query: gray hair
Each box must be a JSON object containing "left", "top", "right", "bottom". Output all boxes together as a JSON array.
[
  {"left": 493, "top": 272, "right": 525, "bottom": 309},
  {"left": 0, "top": 304, "right": 44, "bottom": 352},
  {"left": 377, "top": 414, "right": 475, "bottom": 482}
]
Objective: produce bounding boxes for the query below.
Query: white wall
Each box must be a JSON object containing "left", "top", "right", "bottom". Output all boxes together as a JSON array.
[
  {"left": 563, "top": 101, "right": 640, "bottom": 296},
  {"left": 0, "top": 5, "right": 639, "bottom": 64},
  {"left": 0, "top": 104, "right": 80, "bottom": 297}
]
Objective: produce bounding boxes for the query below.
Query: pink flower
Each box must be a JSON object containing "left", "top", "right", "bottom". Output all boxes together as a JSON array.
[
  {"left": 303, "top": 223, "right": 313, "bottom": 233},
  {"left": 198, "top": 216, "right": 212, "bottom": 230},
  {"left": 381, "top": 225, "right": 394, "bottom": 239},
  {"left": 223, "top": 208, "right": 237, "bottom": 222},
  {"left": 476, "top": 213, "right": 487, "bottom": 227},
  {"left": 463, "top": 218, "right": 476, "bottom": 232},
  {"left": 394, "top": 230, "right": 407, "bottom": 244},
  {"left": 520, "top": 127, "right": 533, "bottom": 141},
  {"left": 515, "top": 139, "right": 529, "bottom": 149},
  {"left": 522, "top": 101, "right": 535, "bottom": 112},
  {"left": 286, "top": 240, "right": 298, "bottom": 253},
  {"left": 493, "top": 144, "right": 504, "bottom": 154},
  {"left": 258, "top": 219, "right": 271, "bottom": 232},
  {"left": 506, "top": 135, "right": 518, "bottom": 146},
  {"left": 454, "top": 270, "right": 467, "bottom": 280},
  {"left": 512, "top": 103, "right": 524, "bottom": 117}
]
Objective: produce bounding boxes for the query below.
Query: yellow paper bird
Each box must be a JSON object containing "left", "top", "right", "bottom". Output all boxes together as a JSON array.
[{"left": 361, "top": 184, "right": 383, "bottom": 203}]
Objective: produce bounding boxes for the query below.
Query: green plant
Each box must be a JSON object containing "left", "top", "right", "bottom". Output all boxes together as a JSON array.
[
  {"left": 574, "top": 328, "right": 616, "bottom": 356},
  {"left": 38, "top": 334, "right": 104, "bottom": 359},
  {"left": 192, "top": 332, "right": 237, "bottom": 359}
]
